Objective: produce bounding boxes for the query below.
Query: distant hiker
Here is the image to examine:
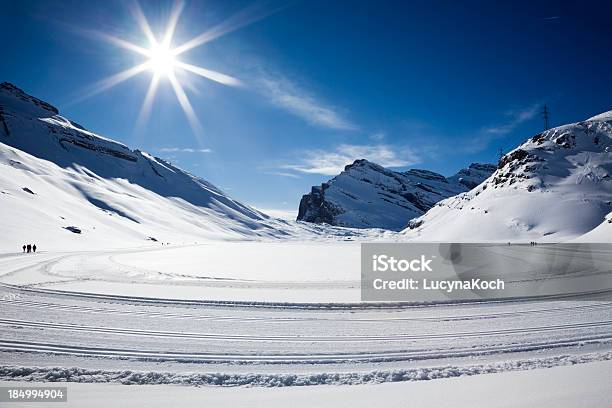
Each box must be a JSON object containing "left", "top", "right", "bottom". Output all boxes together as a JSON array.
[
  {"left": 32, "top": 244, "right": 37, "bottom": 253},
  {"left": 22, "top": 245, "right": 26, "bottom": 253},
  {"left": 26, "top": 244, "right": 31, "bottom": 253}
]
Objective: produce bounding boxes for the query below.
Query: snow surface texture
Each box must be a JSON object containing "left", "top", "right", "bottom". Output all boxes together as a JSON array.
[
  {"left": 297, "top": 159, "right": 495, "bottom": 230},
  {"left": 405, "top": 111, "right": 612, "bottom": 242},
  {"left": 1, "top": 268, "right": 611, "bottom": 388},
  {"left": 3, "top": 360, "right": 612, "bottom": 408},
  {"left": 1, "top": 243, "right": 609, "bottom": 303},
  {"left": 1, "top": 353, "right": 610, "bottom": 386},
  {"left": 0, "top": 82, "right": 305, "bottom": 250}
]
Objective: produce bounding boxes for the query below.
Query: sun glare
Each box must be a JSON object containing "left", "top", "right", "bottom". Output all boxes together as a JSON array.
[
  {"left": 83, "top": 0, "right": 246, "bottom": 137},
  {"left": 148, "top": 43, "right": 176, "bottom": 76}
]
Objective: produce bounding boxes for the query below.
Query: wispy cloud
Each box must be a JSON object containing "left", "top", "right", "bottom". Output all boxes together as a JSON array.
[
  {"left": 279, "top": 144, "right": 419, "bottom": 176},
  {"left": 264, "top": 171, "right": 302, "bottom": 179},
  {"left": 157, "top": 147, "right": 213, "bottom": 153},
  {"left": 464, "top": 103, "right": 541, "bottom": 153},
  {"left": 255, "top": 73, "right": 358, "bottom": 131},
  {"left": 483, "top": 104, "right": 541, "bottom": 136}
]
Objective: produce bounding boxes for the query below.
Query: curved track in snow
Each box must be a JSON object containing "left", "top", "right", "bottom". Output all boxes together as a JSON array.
[{"left": 0, "top": 244, "right": 611, "bottom": 384}]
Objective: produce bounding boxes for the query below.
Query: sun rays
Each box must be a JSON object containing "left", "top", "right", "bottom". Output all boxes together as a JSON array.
[{"left": 79, "top": 0, "right": 251, "bottom": 137}]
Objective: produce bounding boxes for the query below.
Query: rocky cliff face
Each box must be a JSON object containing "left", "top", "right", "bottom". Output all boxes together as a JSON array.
[{"left": 297, "top": 159, "right": 495, "bottom": 230}]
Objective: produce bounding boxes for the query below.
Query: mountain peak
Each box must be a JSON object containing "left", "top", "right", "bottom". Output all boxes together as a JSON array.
[
  {"left": 343, "top": 158, "right": 379, "bottom": 172},
  {"left": 587, "top": 110, "right": 612, "bottom": 122},
  {"left": 0, "top": 82, "right": 59, "bottom": 116}
]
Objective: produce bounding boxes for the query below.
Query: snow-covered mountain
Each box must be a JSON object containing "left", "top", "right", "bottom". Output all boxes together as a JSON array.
[
  {"left": 0, "top": 82, "right": 292, "bottom": 250},
  {"left": 297, "top": 159, "right": 495, "bottom": 230},
  {"left": 405, "top": 111, "right": 612, "bottom": 242}
]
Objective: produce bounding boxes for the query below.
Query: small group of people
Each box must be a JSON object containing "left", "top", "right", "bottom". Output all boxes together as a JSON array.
[
  {"left": 22, "top": 244, "right": 37, "bottom": 253},
  {"left": 529, "top": 241, "right": 538, "bottom": 246}
]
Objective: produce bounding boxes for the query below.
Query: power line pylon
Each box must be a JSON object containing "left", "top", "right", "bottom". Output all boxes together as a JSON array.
[{"left": 542, "top": 104, "right": 550, "bottom": 131}]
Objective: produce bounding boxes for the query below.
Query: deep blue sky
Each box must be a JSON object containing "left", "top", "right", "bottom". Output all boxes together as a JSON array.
[{"left": 1, "top": 0, "right": 611, "bottom": 215}]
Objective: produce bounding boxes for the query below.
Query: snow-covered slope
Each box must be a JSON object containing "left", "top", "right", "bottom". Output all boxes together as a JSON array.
[
  {"left": 404, "top": 111, "right": 612, "bottom": 242},
  {"left": 297, "top": 159, "right": 495, "bottom": 230},
  {"left": 573, "top": 211, "right": 612, "bottom": 242},
  {"left": 0, "top": 82, "right": 293, "bottom": 250}
]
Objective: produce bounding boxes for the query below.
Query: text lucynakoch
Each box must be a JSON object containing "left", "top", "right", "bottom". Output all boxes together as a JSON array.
[{"left": 372, "top": 278, "right": 505, "bottom": 293}]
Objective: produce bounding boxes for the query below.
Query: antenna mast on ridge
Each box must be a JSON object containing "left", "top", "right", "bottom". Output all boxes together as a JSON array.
[{"left": 542, "top": 104, "right": 550, "bottom": 131}]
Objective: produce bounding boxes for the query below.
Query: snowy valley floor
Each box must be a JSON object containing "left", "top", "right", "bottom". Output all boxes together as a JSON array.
[{"left": 0, "top": 242, "right": 611, "bottom": 406}]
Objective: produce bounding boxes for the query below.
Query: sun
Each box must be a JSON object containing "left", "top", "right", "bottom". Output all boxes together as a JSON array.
[
  {"left": 147, "top": 43, "right": 176, "bottom": 76},
  {"left": 81, "top": 0, "right": 245, "bottom": 137}
]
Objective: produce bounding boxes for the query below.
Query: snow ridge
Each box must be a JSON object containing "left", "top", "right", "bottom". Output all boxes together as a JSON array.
[{"left": 1, "top": 352, "right": 609, "bottom": 386}]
